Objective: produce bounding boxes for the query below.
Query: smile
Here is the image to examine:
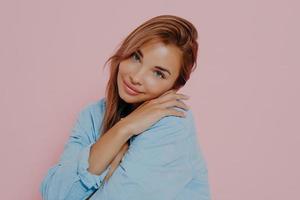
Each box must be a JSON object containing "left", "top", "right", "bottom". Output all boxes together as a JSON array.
[{"left": 123, "top": 80, "right": 141, "bottom": 95}]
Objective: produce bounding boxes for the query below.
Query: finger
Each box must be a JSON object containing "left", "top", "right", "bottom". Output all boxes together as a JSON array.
[
  {"left": 113, "top": 145, "right": 128, "bottom": 164},
  {"left": 156, "top": 92, "right": 190, "bottom": 105},
  {"left": 108, "top": 163, "right": 118, "bottom": 176},
  {"left": 105, "top": 143, "right": 128, "bottom": 181},
  {"left": 146, "top": 89, "right": 177, "bottom": 105},
  {"left": 161, "top": 89, "right": 176, "bottom": 96},
  {"left": 103, "top": 168, "right": 113, "bottom": 183},
  {"left": 160, "top": 99, "right": 190, "bottom": 111},
  {"left": 110, "top": 143, "right": 128, "bottom": 169},
  {"left": 104, "top": 161, "right": 120, "bottom": 183},
  {"left": 163, "top": 107, "right": 186, "bottom": 118}
]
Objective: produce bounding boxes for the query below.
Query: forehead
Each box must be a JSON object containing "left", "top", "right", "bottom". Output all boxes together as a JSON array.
[{"left": 138, "top": 41, "right": 182, "bottom": 76}]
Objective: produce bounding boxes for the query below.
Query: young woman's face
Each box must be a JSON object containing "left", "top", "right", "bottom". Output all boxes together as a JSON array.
[{"left": 117, "top": 41, "right": 182, "bottom": 105}]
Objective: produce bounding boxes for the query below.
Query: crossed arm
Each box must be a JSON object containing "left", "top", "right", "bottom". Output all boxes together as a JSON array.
[
  {"left": 40, "top": 104, "right": 210, "bottom": 200},
  {"left": 88, "top": 113, "right": 197, "bottom": 200}
]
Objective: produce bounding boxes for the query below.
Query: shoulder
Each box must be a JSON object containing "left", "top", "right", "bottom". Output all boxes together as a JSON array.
[
  {"left": 133, "top": 108, "right": 196, "bottom": 144},
  {"left": 79, "top": 97, "right": 106, "bottom": 117},
  {"left": 73, "top": 97, "right": 106, "bottom": 140},
  {"left": 151, "top": 107, "right": 195, "bottom": 133}
]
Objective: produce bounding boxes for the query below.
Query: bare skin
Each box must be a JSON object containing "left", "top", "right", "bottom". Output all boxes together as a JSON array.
[
  {"left": 88, "top": 40, "right": 190, "bottom": 182},
  {"left": 102, "top": 134, "right": 129, "bottom": 183},
  {"left": 102, "top": 90, "right": 190, "bottom": 182},
  {"left": 117, "top": 40, "right": 183, "bottom": 106},
  {"left": 88, "top": 89, "right": 189, "bottom": 176}
]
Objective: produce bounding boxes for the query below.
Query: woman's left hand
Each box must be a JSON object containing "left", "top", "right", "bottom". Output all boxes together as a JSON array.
[{"left": 103, "top": 141, "right": 129, "bottom": 183}]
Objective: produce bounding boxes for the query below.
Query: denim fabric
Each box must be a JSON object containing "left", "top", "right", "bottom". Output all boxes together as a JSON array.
[{"left": 40, "top": 97, "right": 211, "bottom": 200}]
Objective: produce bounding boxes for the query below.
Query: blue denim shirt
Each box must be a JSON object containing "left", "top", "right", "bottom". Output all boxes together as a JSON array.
[{"left": 40, "top": 97, "right": 211, "bottom": 200}]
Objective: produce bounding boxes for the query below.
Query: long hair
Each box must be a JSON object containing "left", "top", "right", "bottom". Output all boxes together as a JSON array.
[{"left": 99, "top": 14, "right": 199, "bottom": 137}]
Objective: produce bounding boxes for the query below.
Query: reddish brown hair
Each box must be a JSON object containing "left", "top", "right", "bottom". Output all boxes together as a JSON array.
[{"left": 99, "top": 14, "right": 199, "bottom": 136}]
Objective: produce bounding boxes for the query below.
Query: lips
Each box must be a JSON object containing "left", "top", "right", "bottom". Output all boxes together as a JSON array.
[{"left": 123, "top": 80, "right": 142, "bottom": 94}]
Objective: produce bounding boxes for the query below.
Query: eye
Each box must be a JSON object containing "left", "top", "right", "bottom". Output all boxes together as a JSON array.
[
  {"left": 131, "top": 52, "right": 141, "bottom": 62},
  {"left": 153, "top": 70, "right": 166, "bottom": 79}
]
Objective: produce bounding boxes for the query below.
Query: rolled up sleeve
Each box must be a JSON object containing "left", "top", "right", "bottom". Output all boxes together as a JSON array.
[
  {"left": 40, "top": 103, "right": 110, "bottom": 200},
  {"left": 77, "top": 143, "right": 110, "bottom": 189}
]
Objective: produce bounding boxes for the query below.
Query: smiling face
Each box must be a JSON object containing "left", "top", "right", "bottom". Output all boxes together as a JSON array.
[{"left": 117, "top": 40, "right": 182, "bottom": 107}]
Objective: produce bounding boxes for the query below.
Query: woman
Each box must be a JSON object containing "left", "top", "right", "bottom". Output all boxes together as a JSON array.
[{"left": 40, "top": 15, "right": 211, "bottom": 200}]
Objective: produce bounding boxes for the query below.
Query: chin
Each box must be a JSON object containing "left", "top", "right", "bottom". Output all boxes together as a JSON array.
[
  {"left": 120, "top": 95, "right": 137, "bottom": 104},
  {"left": 117, "top": 79, "right": 143, "bottom": 104}
]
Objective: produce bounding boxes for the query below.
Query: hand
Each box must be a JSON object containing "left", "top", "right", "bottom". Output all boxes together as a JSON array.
[
  {"left": 103, "top": 141, "right": 129, "bottom": 183},
  {"left": 120, "top": 89, "right": 190, "bottom": 136}
]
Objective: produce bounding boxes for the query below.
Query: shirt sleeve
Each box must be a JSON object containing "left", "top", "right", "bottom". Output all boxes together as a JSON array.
[
  {"left": 175, "top": 111, "right": 211, "bottom": 200},
  {"left": 39, "top": 103, "right": 110, "bottom": 200},
  {"left": 89, "top": 109, "right": 197, "bottom": 200}
]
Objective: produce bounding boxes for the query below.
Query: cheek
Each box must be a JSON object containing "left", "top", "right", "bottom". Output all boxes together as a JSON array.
[
  {"left": 144, "top": 79, "right": 171, "bottom": 96},
  {"left": 119, "top": 61, "right": 135, "bottom": 75},
  {"left": 118, "top": 63, "right": 126, "bottom": 76}
]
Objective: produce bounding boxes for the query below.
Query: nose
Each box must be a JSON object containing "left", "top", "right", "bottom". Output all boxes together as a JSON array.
[{"left": 130, "top": 68, "right": 145, "bottom": 85}]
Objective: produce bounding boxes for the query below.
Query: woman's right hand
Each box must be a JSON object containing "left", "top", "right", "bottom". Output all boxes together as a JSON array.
[{"left": 119, "top": 89, "right": 190, "bottom": 136}]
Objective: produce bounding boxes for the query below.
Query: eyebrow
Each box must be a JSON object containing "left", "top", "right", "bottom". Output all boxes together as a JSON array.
[{"left": 137, "top": 49, "right": 172, "bottom": 76}]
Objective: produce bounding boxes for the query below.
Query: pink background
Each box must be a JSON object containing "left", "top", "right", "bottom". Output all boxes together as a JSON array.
[{"left": 1, "top": 0, "right": 299, "bottom": 199}]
